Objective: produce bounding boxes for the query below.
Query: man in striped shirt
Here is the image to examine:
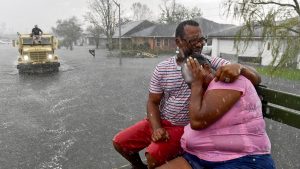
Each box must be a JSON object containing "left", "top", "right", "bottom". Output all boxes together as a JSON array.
[{"left": 113, "top": 20, "right": 261, "bottom": 169}]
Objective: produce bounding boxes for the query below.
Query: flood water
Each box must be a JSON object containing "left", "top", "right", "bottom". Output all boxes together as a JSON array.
[{"left": 0, "top": 45, "right": 299, "bottom": 169}]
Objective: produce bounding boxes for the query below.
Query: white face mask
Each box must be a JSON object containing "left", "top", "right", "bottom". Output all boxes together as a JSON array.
[
  {"left": 181, "top": 63, "right": 193, "bottom": 83},
  {"left": 180, "top": 53, "right": 209, "bottom": 84}
]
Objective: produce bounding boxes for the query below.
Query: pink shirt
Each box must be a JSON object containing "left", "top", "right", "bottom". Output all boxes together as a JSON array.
[{"left": 181, "top": 76, "right": 271, "bottom": 162}]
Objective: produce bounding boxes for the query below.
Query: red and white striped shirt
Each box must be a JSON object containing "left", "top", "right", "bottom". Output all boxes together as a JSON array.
[{"left": 149, "top": 55, "right": 230, "bottom": 126}]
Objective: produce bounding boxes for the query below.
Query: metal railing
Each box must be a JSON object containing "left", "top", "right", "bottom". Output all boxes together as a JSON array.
[{"left": 256, "top": 85, "right": 300, "bottom": 129}]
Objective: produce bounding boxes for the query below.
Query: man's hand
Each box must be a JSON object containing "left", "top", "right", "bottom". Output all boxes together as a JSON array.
[
  {"left": 215, "top": 63, "right": 243, "bottom": 83},
  {"left": 151, "top": 128, "right": 169, "bottom": 142}
]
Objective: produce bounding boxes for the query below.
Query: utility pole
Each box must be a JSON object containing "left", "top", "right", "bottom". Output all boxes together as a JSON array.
[{"left": 112, "top": 0, "right": 122, "bottom": 65}]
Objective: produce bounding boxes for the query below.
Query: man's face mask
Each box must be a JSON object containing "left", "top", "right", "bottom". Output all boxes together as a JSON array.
[{"left": 181, "top": 53, "right": 207, "bottom": 84}]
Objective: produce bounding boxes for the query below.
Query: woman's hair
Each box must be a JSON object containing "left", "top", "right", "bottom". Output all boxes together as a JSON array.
[
  {"left": 191, "top": 53, "right": 212, "bottom": 67},
  {"left": 191, "top": 53, "right": 215, "bottom": 76}
]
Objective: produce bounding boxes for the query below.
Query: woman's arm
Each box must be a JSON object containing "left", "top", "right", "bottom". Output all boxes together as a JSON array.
[
  {"left": 189, "top": 86, "right": 242, "bottom": 130},
  {"left": 186, "top": 57, "right": 242, "bottom": 130}
]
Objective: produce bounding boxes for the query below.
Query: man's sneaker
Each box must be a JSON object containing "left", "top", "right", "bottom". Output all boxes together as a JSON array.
[{"left": 131, "top": 164, "right": 147, "bottom": 169}]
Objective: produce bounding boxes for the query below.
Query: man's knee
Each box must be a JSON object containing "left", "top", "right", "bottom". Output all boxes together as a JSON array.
[
  {"left": 112, "top": 132, "right": 135, "bottom": 154},
  {"left": 146, "top": 152, "right": 159, "bottom": 169},
  {"left": 112, "top": 133, "right": 123, "bottom": 151},
  {"left": 112, "top": 139, "right": 119, "bottom": 150},
  {"left": 146, "top": 150, "right": 171, "bottom": 169}
]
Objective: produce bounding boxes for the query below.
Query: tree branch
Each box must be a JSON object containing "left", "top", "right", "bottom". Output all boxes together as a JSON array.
[
  {"left": 250, "top": 0, "right": 296, "bottom": 8},
  {"left": 282, "top": 26, "right": 300, "bottom": 34},
  {"left": 292, "top": 0, "right": 300, "bottom": 16}
]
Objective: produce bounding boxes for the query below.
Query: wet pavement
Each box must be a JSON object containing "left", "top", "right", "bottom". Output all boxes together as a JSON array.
[{"left": 0, "top": 44, "right": 299, "bottom": 169}]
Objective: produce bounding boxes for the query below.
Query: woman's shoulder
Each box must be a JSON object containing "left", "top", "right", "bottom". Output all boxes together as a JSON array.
[
  {"left": 211, "top": 75, "right": 248, "bottom": 86},
  {"left": 207, "top": 75, "right": 249, "bottom": 94}
]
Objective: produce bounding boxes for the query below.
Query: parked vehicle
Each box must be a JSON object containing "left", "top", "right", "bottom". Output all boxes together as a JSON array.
[
  {"left": 202, "top": 45, "right": 212, "bottom": 56},
  {"left": 13, "top": 33, "right": 60, "bottom": 73},
  {"left": 0, "top": 39, "right": 12, "bottom": 44}
]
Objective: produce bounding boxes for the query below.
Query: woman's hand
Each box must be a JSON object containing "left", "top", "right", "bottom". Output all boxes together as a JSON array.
[
  {"left": 186, "top": 57, "right": 205, "bottom": 85},
  {"left": 215, "top": 63, "right": 242, "bottom": 83},
  {"left": 215, "top": 63, "right": 261, "bottom": 85}
]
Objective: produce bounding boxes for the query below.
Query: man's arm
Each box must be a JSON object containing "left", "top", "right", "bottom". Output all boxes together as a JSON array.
[
  {"left": 241, "top": 64, "right": 261, "bottom": 85},
  {"left": 39, "top": 28, "right": 43, "bottom": 35},
  {"left": 147, "top": 92, "right": 169, "bottom": 142}
]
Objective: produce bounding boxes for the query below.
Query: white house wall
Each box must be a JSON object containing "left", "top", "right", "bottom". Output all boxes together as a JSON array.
[
  {"left": 211, "top": 38, "right": 219, "bottom": 58},
  {"left": 212, "top": 38, "right": 274, "bottom": 66},
  {"left": 212, "top": 39, "right": 237, "bottom": 57},
  {"left": 261, "top": 43, "right": 273, "bottom": 66}
]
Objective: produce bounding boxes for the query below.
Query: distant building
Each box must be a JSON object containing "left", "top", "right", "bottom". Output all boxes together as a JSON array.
[
  {"left": 0, "top": 34, "right": 17, "bottom": 45},
  {"left": 129, "top": 17, "right": 234, "bottom": 53},
  {"left": 193, "top": 17, "right": 235, "bottom": 45},
  {"left": 130, "top": 23, "right": 177, "bottom": 52},
  {"left": 208, "top": 25, "right": 300, "bottom": 69},
  {"left": 112, "top": 20, "right": 154, "bottom": 49},
  {"left": 85, "top": 20, "right": 154, "bottom": 48},
  {"left": 85, "top": 17, "right": 237, "bottom": 55}
]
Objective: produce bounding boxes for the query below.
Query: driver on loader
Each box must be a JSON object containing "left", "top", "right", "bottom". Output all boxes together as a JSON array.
[{"left": 31, "top": 25, "right": 43, "bottom": 44}]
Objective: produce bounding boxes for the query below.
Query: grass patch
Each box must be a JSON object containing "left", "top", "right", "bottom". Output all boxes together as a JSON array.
[{"left": 256, "top": 66, "right": 300, "bottom": 81}]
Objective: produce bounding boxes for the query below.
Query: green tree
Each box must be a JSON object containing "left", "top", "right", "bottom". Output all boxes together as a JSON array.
[
  {"left": 52, "top": 17, "right": 83, "bottom": 50},
  {"left": 85, "top": 0, "right": 117, "bottom": 50},
  {"left": 130, "top": 2, "right": 153, "bottom": 21},
  {"left": 189, "top": 7, "right": 203, "bottom": 19},
  {"left": 86, "top": 25, "right": 104, "bottom": 49},
  {"left": 159, "top": 0, "right": 202, "bottom": 24},
  {"left": 223, "top": 0, "right": 300, "bottom": 68},
  {"left": 0, "top": 22, "right": 6, "bottom": 37}
]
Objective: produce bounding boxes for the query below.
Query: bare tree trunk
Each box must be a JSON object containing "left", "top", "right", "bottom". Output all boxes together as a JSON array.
[
  {"left": 69, "top": 41, "right": 73, "bottom": 51},
  {"left": 86, "top": 0, "right": 116, "bottom": 50},
  {"left": 96, "top": 38, "right": 100, "bottom": 49}
]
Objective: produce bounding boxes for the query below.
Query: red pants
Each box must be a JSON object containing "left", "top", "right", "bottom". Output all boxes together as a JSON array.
[{"left": 113, "top": 119, "right": 184, "bottom": 165}]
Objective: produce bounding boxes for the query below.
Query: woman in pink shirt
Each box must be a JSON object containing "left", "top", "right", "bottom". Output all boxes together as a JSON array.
[{"left": 157, "top": 56, "right": 275, "bottom": 169}]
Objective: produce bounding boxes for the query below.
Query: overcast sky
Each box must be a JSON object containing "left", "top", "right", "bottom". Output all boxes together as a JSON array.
[{"left": 0, "top": 0, "right": 238, "bottom": 34}]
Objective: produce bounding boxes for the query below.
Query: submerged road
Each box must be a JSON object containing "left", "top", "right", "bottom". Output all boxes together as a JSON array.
[{"left": 0, "top": 45, "right": 299, "bottom": 169}]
